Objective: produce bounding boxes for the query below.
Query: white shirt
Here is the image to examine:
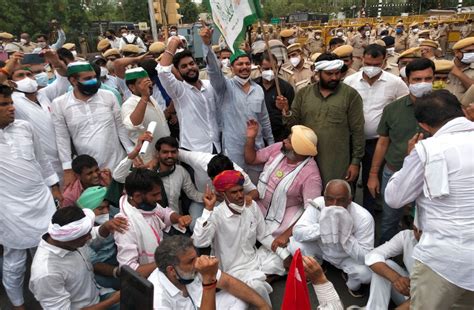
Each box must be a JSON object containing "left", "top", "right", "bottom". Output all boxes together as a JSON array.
[
  {"left": 30, "top": 238, "right": 100, "bottom": 310},
  {"left": 293, "top": 197, "right": 374, "bottom": 266},
  {"left": 385, "top": 117, "right": 474, "bottom": 290},
  {"left": 113, "top": 159, "right": 203, "bottom": 214},
  {"left": 344, "top": 71, "right": 409, "bottom": 139},
  {"left": 51, "top": 89, "right": 134, "bottom": 170},
  {"left": 157, "top": 64, "right": 221, "bottom": 153},
  {"left": 178, "top": 149, "right": 256, "bottom": 193},
  {"left": 0, "top": 120, "right": 57, "bottom": 249},
  {"left": 152, "top": 84, "right": 168, "bottom": 111},
  {"left": 121, "top": 94, "right": 170, "bottom": 162},
  {"left": 192, "top": 201, "right": 274, "bottom": 276},
  {"left": 118, "top": 34, "right": 147, "bottom": 52},
  {"left": 365, "top": 229, "right": 418, "bottom": 274},
  {"left": 12, "top": 75, "right": 70, "bottom": 177},
  {"left": 148, "top": 269, "right": 224, "bottom": 310},
  {"left": 108, "top": 37, "right": 121, "bottom": 49}
]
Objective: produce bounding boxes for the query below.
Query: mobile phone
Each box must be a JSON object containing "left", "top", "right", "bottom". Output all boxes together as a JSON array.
[{"left": 21, "top": 53, "right": 44, "bottom": 65}]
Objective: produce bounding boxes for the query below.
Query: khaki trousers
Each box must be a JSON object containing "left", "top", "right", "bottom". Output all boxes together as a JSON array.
[{"left": 410, "top": 260, "right": 474, "bottom": 310}]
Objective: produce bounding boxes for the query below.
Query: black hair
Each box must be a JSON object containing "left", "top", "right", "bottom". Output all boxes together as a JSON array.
[
  {"left": 329, "top": 37, "right": 345, "bottom": 48},
  {"left": 71, "top": 154, "right": 98, "bottom": 175},
  {"left": 315, "top": 52, "right": 340, "bottom": 62},
  {"left": 220, "top": 47, "right": 232, "bottom": 54},
  {"left": 261, "top": 52, "right": 278, "bottom": 65},
  {"left": 124, "top": 168, "right": 164, "bottom": 196},
  {"left": 119, "top": 26, "right": 128, "bottom": 32},
  {"left": 57, "top": 48, "right": 75, "bottom": 64},
  {"left": 139, "top": 59, "right": 158, "bottom": 79},
  {"left": 51, "top": 205, "right": 85, "bottom": 226},
  {"left": 154, "top": 235, "right": 195, "bottom": 272},
  {"left": 207, "top": 154, "right": 234, "bottom": 179},
  {"left": 364, "top": 43, "right": 387, "bottom": 58},
  {"left": 0, "top": 84, "right": 14, "bottom": 97},
  {"left": 36, "top": 34, "right": 47, "bottom": 40},
  {"left": 414, "top": 90, "right": 464, "bottom": 128},
  {"left": 89, "top": 61, "right": 101, "bottom": 79},
  {"left": 380, "top": 30, "right": 389, "bottom": 36},
  {"left": 155, "top": 136, "right": 179, "bottom": 151},
  {"left": 106, "top": 29, "right": 116, "bottom": 36},
  {"left": 405, "top": 58, "right": 435, "bottom": 79},
  {"left": 172, "top": 50, "right": 194, "bottom": 69}
]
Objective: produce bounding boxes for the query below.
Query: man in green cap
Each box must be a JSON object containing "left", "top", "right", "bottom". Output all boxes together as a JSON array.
[
  {"left": 77, "top": 186, "right": 126, "bottom": 290},
  {"left": 200, "top": 25, "right": 274, "bottom": 183},
  {"left": 51, "top": 61, "right": 135, "bottom": 187}
]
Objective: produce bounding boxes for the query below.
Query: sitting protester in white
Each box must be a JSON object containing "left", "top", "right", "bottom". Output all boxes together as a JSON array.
[
  {"left": 193, "top": 170, "right": 287, "bottom": 306},
  {"left": 365, "top": 221, "right": 421, "bottom": 309},
  {"left": 29, "top": 206, "right": 127, "bottom": 309},
  {"left": 148, "top": 235, "right": 271, "bottom": 310},
  {"left": 288, "top": 179, "right": 374, "bottom": 297}
]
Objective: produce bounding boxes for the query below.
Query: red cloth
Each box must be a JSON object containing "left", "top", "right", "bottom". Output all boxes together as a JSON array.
[
  {"left": 281, "top": 248, "right": 311, "bottom": 310},
  {"left": 212, "top": 170, "right": 244, "bottom": 192}
]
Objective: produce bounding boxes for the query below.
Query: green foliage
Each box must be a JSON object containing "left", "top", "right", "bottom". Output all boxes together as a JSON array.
[{"left": 178, "top": 0, "right": 200, "bottom": 24}]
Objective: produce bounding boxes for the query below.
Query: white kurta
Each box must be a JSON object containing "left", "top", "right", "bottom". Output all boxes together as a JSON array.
[
  {"left": 51, "top": 89, "right": 135, "bottom": 170},
  {"left": 12, "top": 75, "right": 70, "bottom": 179},
  {"left": 0, "top": 120, "right": 57, "bottom": 249},
  {"left": 120, "top": 94, "right": 170, "bottom": 162},
  {"left": 192, "top": 201, "right": 274, "bottom": 304}
]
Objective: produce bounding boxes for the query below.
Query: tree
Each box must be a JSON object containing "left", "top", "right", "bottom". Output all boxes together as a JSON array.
[
  {"left": 121, "top": 0, "right": 149, "bottom": 22},
  {"left": 178, "top": 0, "right": 200, "bottom": 24}
]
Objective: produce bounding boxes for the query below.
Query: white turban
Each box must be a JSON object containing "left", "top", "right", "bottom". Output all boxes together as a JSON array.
[
  {"left": 314, "top": 59, "right": 344, "bottom": 72},
  {"left": 48, "top": 208, "right": 95, "bottom": 242}
]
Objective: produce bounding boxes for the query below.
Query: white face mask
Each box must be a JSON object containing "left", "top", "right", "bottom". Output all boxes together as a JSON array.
[
  {"left": 234, "top": 75, "right": 250, "bottom": 86},
  {"left": 288, "top": 38, "right": 296, "bottom": 45},
  {"left": 95, "top": 214, "right": 109, "bottom": 225},
  {"left": 37, "top": 42, "right": 47, "bottom": 48},
  {"left": 315, "top": 35, "right": 321, "bottom": 40},
  {"left": 461, "top": 52, "right": 474, "bottom": 64},
  {"left": 409, "top": 82, "right": 432, "bottom": 98},
  {"left": 34, "top": 72, "right": 49, "bottom": 88},
  {"left": 412, "top": 28, "right": 419, "bottom": 34},
  {"left": 176, "top": 48, "right": 185, "bottom": 53},
  {"left": 289, "top": 56, "right": 301, "bottom": 67},
  {"left": 225, "top": 195, "right": 246, "bottom": 214},
  {"left": 365, "top": 31, "right": 371, "bottom": 37},
  {"left": 362, "top": 66, "right": 383, "bottom": 78},
  {"left": 337, "top": 31, "right": 343, "bottom": 37},
  {"left": 71, "top": 50, "right": 77, "bottom": 58},
  {"left": 221, "top": 58, "right": 230, "bottom": 68},
  {"left": 121, "top": 33, "right": 128, "bottom": 37},
  {"left": 170, "top": 31, "right": 177, "bottom": 36},
  {"left": 261, "top": 69, "right": 275, "bottom": 81},
  {"left": 386, "top": 47, "right": 395, "bottom": 55},
  {"left": 15, "top": 77, "right": 38, "bottom": 93},
  {"left": 20, "top": 38, "right": 27, "bottom": 44}
]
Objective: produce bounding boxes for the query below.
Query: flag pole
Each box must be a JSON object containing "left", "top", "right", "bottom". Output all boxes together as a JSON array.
[{"left": 259, "top": 20, "right": 281, "bottom": 96}]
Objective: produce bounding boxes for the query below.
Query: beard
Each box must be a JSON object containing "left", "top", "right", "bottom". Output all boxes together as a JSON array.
[
  {"left": 181, "top": 69, "right": 199, "bottom": 83},
  {"left": 319, "top": 77, "right": 340, "bottom": 90},
  {"left": 280, "top": 144, "right": 298, "bottom": 161}
]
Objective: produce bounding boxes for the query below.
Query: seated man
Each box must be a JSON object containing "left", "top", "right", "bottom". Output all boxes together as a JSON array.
[
  {"left": 365, "top": 217, "right": 421, "bottom": 309},
  {"left": 193, "top": 170, "right": 281, "bottom": 306},
  {"left": 29, "top": 206, "right": 126, "bottom": 309},
  {"left": 288, "top": 179, "right": 374, "bottom": 298},
  {"left": 114, "top": 168, "right": 192, "bottom": 278},
  {"left": 148, "top": 235, "right": 271, "bottom": 309},
  {"left": 244, "top": 120, "right": 322, "bottom": 276},
  {"left": 113, "top": 135, "right": 203, "bottom": 231},
  {"left": 77, "top": 186, "right": 121, "bottom": 291},
  {"left": 63, "top": 154, "right": 111, "bottom": 207}
]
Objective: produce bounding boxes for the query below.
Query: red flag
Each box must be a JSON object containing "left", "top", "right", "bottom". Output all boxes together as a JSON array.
[{"left": 281, "top": 248, "right": 311, "bottom": 310}]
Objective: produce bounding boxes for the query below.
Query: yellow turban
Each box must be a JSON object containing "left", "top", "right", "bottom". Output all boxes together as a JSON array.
[{"left": 291, "top": 125, "right": 318, "bottom": 156}]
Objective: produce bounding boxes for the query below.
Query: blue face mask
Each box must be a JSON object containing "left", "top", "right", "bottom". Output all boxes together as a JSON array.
[
  {"left": 396, "top": 28, "right": 403, "bottom": 34},
  {"left": 35, "top": 72, "right": 49, "bottom": 87},
  {"left": 138, "top": 202, "right": 156, "bottom": 211},
  {"left": 77, "top": 78, "right": 100, "bottom": 96}
]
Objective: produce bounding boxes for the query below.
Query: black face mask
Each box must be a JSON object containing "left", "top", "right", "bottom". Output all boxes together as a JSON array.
[
  {"left": 77, "top": 78, "right": 101, "bottom": 96},
  {"left": 138, "top": 202, "right": 156, "bottom": 212},
  {"left": 174, "top": 267, "right": 195, "bottom": 285},
  {"left": 106, "top": 35, "right": 114, "bottom": 40}
]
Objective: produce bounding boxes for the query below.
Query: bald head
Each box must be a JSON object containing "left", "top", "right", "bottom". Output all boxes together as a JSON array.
[{"left": 324, "top": 179, "right": 352, "bottom": 208}]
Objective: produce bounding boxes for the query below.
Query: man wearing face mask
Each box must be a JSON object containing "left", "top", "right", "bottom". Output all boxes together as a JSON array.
[
  {"left": 380, "top": 36, "right": 399, "bottom": 76},
  {"left": 19, "top": 33, "right": 36, "bottom": 53},
  {"left": 433, "top": 59, "right": 453, "bottom": 90},
  {"left": 349, "top": 26, "right": 370, "bottom": 71},
  {"left": 344, "top": 44, "right": 409, "bottom": 215},
  {"left": 396, "top": 47, "right": 422, "bottom": 83},
  {"left": 34, "top": 23, "right": 66, "bottom": 53},
  {"left": 10, "top": 50, "right": 70, "bottom": 181},
  {"left": 254, "top": 52, "right": 294, "bottom": 142},
  {"left": 285, "top": 43, "right": 314, "bottom": 91},
  {"left": 29, "top": 206, "right": 125, "bottom": 309},
  {"left": 51, "top": 61, "right": 135, "bottom": 187},
  {"left": 193, "top": 170, "right": 275, "bottom": 305},
  {"left": 201, "top": 25, "right": 274, "bottom": 182},
  {"left": 445, "top": 37, "right": 474, "bottom": 100},
  {"left": 278, "top": 53, "right": 365, "bottom": 188},
  {"left": 279, "top": 28, "right": 296, "bottom": 47},
  {"left": 104, "top": 29, "right": 121, "bottom": 49},
  {"left": 306, "top": 29, "right": 325, "bottom": 54},
  {"left": 115, "top": 168, "right": 192, "bottom": 277},
  {"left": 367, "top": 58, "right": 435, "bottom": 245},
  {"left": 419, "top": 39, "right": 440, "bottom": 61},
  {"left": 118, "top": 26, "right": 146, "bottom": 53},
  {"left": 408, "top": 22, "right": 420, "bottom": 48},
  {"left": 149, "top": 235, "right": 271, "bottom": 309},
  {"left": 394, "top": 23, "right": 407, "bottom": 53},
  {"left": 169, "top": 25, "right": 178, "bottom": 37},
  {"left": 332, "top": 45, "right": 357, "bottom": 80}
]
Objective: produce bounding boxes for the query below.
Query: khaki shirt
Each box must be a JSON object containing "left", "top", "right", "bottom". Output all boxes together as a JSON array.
[
  {"left": 394, "top": 33, "right": 408, "bottom": 53},
  {"left": 446, "top": 63, "right": 474, "bottom": 100},
  {"left": 461, "top": 84, "right": 474, "bottom": 106},
  {"left": 20, "top": 42, "right": 37, "bottom": 53},
  {"left": 199, "top": 67, "right": 233, "bottom": 80},
  {"left": 350, "top": 33, "right": 369, "bottom": 57},
  {"left": 289, "top": 61, "right": 314, "bottom": 86},
  {"left": 408, "top": 34, "right": 419, "bottom": 48},
  {"left": 342, "top": 67, "right": 357, "bottom": 80},
  {"left": 306, "top": 38, "right": 324, "bottom": 54},
  {"left": 461, "top": 24, "right": 472, "bottom": 38},
  {"left": 430, "top": 28, "right": 439, "bottom": 40}
]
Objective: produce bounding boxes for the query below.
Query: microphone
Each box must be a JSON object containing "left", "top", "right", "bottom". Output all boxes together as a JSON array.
[{"left": 139, "top": 121, "right": 156, "bottom": 155}]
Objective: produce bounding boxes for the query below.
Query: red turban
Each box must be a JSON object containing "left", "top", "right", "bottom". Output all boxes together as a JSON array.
[{"left": 212, "top": 170, "right": 245, "bottom": 192}]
